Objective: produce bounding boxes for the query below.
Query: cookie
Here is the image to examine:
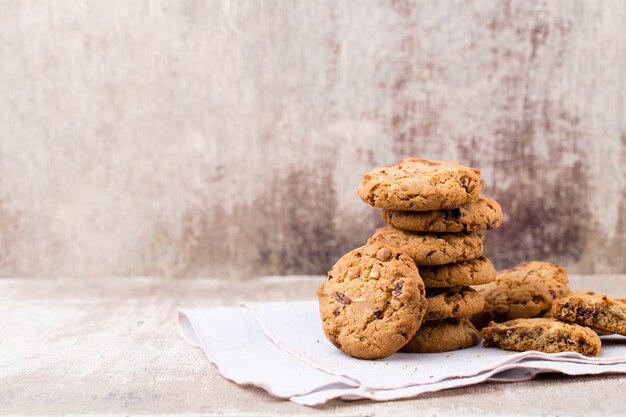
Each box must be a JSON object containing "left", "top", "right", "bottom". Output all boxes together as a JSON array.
[
  {"left": 381, "top": 196, "right": 502, "bottom": 233},
  {"left": 367, "top": 226, "right": 483, "bottom": 266},
  {"left": 358, "top": 158, "right": 482, "bottom": 211},
  {"left": 481, "top": 318, "right": 601, "bottom": 357},
  {"left": 545, "top": 293, "right": 613, "bottom": 336},
  {"left": 551, "top": 291, "right": 626, "bottom": 336},
  {"left": 425, "top": 286, "right": 485, "bottom": 321},
  {"left": 418, "top": 256, "right": 496, "bottom": 288},
  {"left": 401, "top": 318, "right": 481, "bottom": 353},
  {"left": 474, "top": 261, "right": 569, "bottom": 326},
  {"left": 317, "top": 242, "right": 427, "bottom": 359}
]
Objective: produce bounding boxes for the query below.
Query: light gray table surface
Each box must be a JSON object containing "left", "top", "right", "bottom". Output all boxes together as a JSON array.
[{"left": 2, "top": 275, "right": 625, "bottom": 416}]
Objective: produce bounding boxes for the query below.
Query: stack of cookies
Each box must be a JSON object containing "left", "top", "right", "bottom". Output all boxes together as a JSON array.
[
  {"left": 317, "top": 157, "right": 625, "bottom": 359},
  {"left": 356, "top": 158, "right": 503, "bottom": 353}
]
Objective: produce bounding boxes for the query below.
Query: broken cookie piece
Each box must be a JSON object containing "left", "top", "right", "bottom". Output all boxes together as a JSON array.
[
  {"left": 481, "top": 318, "right": 601, "bottom": 357},
  {"left": 551, "top": 291, "right": 626, "bottom": 336}
]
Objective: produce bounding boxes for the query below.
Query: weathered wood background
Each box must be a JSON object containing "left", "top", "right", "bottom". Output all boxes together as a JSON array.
[{"left": 0, "top": 0, "right": 624, "bottom": 279}]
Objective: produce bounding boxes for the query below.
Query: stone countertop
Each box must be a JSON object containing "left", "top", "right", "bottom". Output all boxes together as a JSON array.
[{"left": 1, "top": 275, "right": 626, "bottom": 416}]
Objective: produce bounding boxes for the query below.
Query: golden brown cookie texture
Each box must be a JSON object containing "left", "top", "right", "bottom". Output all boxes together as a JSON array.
[
  {"left": 317, "top": 242, "right": 427, "bottom": 359},
  {"left": 401, "top": 318, "right": 481, "bottom": 353},
  {"left": 367, "top": 226, "right": 483, "bottom": 266},
  {"left": 418, "top": 257, "right": 496, "bottom": 288},
  {"left": 425, "top": 286, "right": 485, "bottom": 321},
  {"left": 481, "top": 318, "right": 601, "bottom": 357},
  {"left": 382, "top": 196, "right": 502, "bottom": 233},
  {"left": 358, "top": 158, "right": 482, "bottom": 211},
  {"left": 473, "top": 261, "right": 569, "bottom": 327},
  {"left": 551, "top": 291, "right": 626, "bottom": 336}
]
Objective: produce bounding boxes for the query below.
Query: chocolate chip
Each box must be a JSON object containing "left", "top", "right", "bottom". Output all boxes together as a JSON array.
[
  {"left": 393, "top": 283, "right": 403, "bottom": 298},
  {"left": 425, "top": 312, "right": 443, "bottom": 320},
  {"left": 334, "top": 291, "right": 352, "bottom": 304},
  {"left": 333, "top": 308, "right": 341, "bottom": 317},
  {"left": 460, "top": 175, "right": 477, "bottom": 192},
  {"left": 549, "top": 289, "right": 556, "bottom": 299},
  {"left": 450, "top": 208, "right": 462, "bottom": 218},
  {"left": 577, "top": 306, "right": 595, "bottom": 322},
  {"left": 487, "top": 221, "right": 497, "bottom": 230},
  {"left": 327, "top": 273, "right": 333, "bottom": 281},
  {"left": 376, "top": 247, "right": 392, "bottom": 261},
  {"left": 374, "top": 309, "right": 383, "bottom": 319},
  {"left": 328, "top": 333, "right": 342, "bottom": 349},
  {"left": 525, "top": 269, "right": 539, "bottom": 278}
]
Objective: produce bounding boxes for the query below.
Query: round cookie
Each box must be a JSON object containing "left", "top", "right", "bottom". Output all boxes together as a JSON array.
[
  {"left": 418, "top": 256, "right": 496, "bottom": 288},
  {"left": 317, "top": 242, "right": 427, "bottom": 359},
  {"left": 367, "top": 226, "right": 483, "bottom": 266},
  {"left": 401, "top": 318, "right": 481, "bottom": 353},
  {"left": 358, "top": 158, "right": 483, "bottom": 211},
  {"left": 381, "top": 196, "right": 503, "bottom": 233},
  {"left": 425, "top": 286, "right": 485, "bottom": 321},
  {"left": 474, "top": 261, "right": 569, "bottom": 326}
]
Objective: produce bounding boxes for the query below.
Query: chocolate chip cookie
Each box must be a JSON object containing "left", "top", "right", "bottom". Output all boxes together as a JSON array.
[
  {"left": 474, "top": 261, "right": 569, "bottom": 327},
  {"left": 368, "top": 226, "right": 483, "bottom": 266},
  {"left": 551, "top": 291, "right": 626, "bottom": 336},
  {"left": 425, "top": 286, "right": 485, "bottom": 321},
  {"left": 401, "top": 318, "right": 481, "bottom": 353},
  {"left": 418, "top": 256, "right": 496, "bottom": 288},
  {"left": 358, "top": 158, "right": 482, "bottom": 211},
  {"left": 318, "top": 242, "right": 427, "bottom": 359},
  {"left": 382, "top": 196, "right": 502, "bottom": 233},
  {"left": 481, "top": 318, "right": 601, "bottom": 357}
]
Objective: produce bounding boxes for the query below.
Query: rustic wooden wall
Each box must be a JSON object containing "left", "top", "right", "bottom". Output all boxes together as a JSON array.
[{"left": 0, "top": 0, "right": 624, "bottom": 279}]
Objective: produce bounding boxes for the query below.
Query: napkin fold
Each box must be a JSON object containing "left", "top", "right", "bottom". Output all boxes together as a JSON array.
[{"left": 178, "top": 300, "right": 626, "bottom": 406}]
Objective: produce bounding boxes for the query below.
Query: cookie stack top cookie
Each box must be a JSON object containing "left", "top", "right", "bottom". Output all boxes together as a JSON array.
[{"left": 358, "top": 158, "right": 483, "bottom": 211}]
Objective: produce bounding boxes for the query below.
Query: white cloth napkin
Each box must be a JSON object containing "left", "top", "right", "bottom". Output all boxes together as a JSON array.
[{"left": 178, "top": 300, "right": 626, "bottom": 406}]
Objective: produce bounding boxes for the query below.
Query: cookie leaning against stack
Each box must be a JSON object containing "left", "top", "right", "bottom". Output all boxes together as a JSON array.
[
  {"left": 360, "top": 158, "right": 503, "bottom": 353},
  {"left": 318, "top": 242, "right": 427, "bottom": 359}
]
